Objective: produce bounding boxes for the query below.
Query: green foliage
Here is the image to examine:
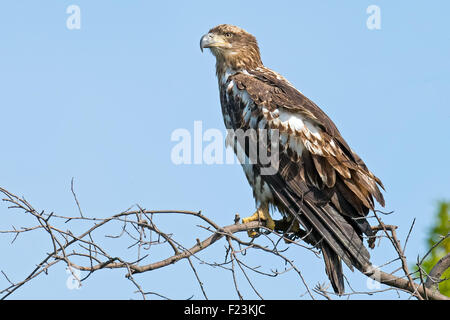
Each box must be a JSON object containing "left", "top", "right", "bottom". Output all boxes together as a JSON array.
[{"left": 420, "top": 201, "right": 450, "bottom": 296}]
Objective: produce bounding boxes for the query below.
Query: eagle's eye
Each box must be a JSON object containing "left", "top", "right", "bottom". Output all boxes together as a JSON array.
[{"left": 225, "top": 32, "right": 232, "bottom": 38}]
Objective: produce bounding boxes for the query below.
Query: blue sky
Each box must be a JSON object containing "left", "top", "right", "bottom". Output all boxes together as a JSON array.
[{"left": 0, "top": 1, "right": 449, "bottom": 299}]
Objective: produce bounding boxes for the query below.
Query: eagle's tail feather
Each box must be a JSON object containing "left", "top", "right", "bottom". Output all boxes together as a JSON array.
[
  {"left": 269, "top": 186, "right": 371, "bottom": 294},
  {"left": 322, "top": 243, "right": 345, "bottom": 295}
]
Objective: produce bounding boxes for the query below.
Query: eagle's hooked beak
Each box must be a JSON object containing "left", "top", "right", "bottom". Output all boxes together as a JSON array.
[{"left": 200, "top": 33, "right": 229, "bottom": 52}]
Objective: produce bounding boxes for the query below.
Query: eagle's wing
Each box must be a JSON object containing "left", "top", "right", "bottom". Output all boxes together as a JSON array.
[
  {"left": 228, "top": 69, "right": 385, "bottom": 293},
  {"left": 231, "top": 69, "right": 384, "bottom": 211}
]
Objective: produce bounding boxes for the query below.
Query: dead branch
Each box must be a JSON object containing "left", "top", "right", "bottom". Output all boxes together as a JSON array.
[{"left": 0, "top": 185, "right": 448, "bottom": 300}]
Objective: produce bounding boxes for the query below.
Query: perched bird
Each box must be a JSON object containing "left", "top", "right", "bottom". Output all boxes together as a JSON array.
[{"left": 200, "top": 24, "right": 385, "bottom": 294}]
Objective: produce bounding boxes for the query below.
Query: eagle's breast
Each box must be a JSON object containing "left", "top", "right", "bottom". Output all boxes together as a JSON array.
[{"left": 219, "top": 70, "right": 274, "bottom": 206}]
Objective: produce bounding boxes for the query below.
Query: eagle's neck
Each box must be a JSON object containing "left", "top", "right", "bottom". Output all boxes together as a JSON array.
[
  {"left": 216, "top": 67, "right": 238, "bottom": 86},
  {"left": 214, "top": 50, "right": 263, "bottom": 84}
]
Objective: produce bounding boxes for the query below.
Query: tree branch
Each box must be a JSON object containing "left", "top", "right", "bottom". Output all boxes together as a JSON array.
[{"left": 1, "top": 185, "right": 449, "bottom": 300}]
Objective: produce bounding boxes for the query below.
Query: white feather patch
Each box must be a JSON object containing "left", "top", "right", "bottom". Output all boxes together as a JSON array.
[
  {"left": 227, "top": 80, "right": 234, "bottom": 92},
  {"left": 305, "top": 120, "right": 322, "bottom": 140},
  {"left": 278, "top": 109, "right": 305, "bottom": 132},
  {"left": 289, "top": 136, "right": 305, "bottom": 155},
  {"left": 221, "top": 68, "right": 234, "bottom": 85}
]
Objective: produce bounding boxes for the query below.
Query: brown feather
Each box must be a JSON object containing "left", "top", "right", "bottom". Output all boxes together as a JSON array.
[
  {"left": 312, "top": 155, "right": 336, "bottom": 188},
  {"left": 342, "top": 175, "right": 373, "bottom": 210},
  {"left": 326, "top": 155, "right": 352, "bottom": 179}
]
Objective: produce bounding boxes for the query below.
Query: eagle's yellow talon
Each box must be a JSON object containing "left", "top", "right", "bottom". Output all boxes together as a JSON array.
[
  {"left": 247, "top": 229, "right": 260, "bottom": 238},
  {"left": 242, "top": 205, "right": 275, "bottom": 238}
]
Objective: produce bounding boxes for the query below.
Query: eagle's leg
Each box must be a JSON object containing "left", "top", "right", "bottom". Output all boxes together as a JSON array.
[
  {"left": 285, "top": 217, "right": 300, "bottom": 233},
  {"left": 274, "top": 217, "right": 302, "bottom": 243},
  {"left": 242, "top": 204, "right": 275, "bottom": 238}
]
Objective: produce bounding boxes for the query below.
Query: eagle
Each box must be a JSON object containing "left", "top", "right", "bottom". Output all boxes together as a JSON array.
[{"left": 200, "top": 24, "right": 385, "bottom": 295}]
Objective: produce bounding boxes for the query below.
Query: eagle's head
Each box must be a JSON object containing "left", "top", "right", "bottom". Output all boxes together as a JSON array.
[{"left": 200, "top": 24, "right": 263, "bottom": 74}]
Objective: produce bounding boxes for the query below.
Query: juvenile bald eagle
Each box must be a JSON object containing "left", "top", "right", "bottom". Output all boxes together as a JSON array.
[{"left": 200, "top": 24, "right": 385, "bottom": 294}]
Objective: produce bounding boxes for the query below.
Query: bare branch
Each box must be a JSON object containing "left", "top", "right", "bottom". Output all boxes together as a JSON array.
[{"left": 1, "top": 185, "right": 449, "bottom": 300}]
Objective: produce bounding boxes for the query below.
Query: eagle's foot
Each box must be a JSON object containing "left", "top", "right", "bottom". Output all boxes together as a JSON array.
[
  {"left": 242, "top": 206, "right": 275, "bottom": 238},
  {"left": 273, "top": 218, "right": 301, "bottom": 243}
]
